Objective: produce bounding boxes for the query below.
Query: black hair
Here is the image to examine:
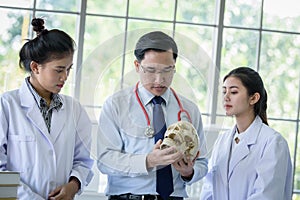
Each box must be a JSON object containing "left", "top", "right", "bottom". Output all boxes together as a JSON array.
[
  {"left": 19, "top": 18, "right": 76, "bottom": 72},
  {"left": 134, "top": 31, "right": 178, "bottom": 62},
  {"left": 223, "top": 67, "right": 268, "bottom": 125}
]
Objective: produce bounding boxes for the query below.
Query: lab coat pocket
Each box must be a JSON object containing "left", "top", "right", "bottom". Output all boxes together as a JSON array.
[{"left": 7, "top": 134, "right": 36, "bottom": 172}]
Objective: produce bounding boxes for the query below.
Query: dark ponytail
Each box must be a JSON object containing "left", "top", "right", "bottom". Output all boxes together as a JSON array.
[
  {"left": 19, "top": 18, "right": 75, "bottom": 72},
  {"left": 223, "top": 67, "right": 268, "bottom": 125}
]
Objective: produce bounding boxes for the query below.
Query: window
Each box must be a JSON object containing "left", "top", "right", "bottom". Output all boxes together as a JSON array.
[{"left": 0, "top": 0, "right": 300, "bottom": 198}]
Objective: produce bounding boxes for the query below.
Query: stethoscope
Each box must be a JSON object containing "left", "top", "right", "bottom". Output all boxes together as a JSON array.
[{"left": 134, "top": 82, "right": 192, "bottom": 137}]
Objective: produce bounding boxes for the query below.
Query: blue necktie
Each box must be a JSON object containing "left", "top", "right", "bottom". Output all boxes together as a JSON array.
[{"left": 152, "top": 96, "right": 174, "bottom": 200}]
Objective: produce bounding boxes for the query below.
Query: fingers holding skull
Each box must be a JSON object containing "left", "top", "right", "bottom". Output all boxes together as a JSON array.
[
  {"left": 146, "top": 140, "right": 183, "bottom": 169},
  {"left": 173, "top": 156, "right": 195, "bottom": 178}
]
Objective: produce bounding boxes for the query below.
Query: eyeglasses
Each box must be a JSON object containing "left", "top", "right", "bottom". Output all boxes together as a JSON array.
[{"left": 140, "top": 65, "right": 176, "bottom": 75}]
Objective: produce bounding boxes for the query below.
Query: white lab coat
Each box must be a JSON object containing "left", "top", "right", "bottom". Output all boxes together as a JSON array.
[
  {"left": 0, "top": 80, "right": 94, "bottom": 200},
  {"left": 200, "top": 116, "right": 293, "bottom": 200}
]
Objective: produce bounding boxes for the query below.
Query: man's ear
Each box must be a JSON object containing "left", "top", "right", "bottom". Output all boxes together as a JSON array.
[
  {"left": 250, "top": 92, "right": 260, "bottom": 105},
  {"left": 30, "top": 61, "right": 39, "bottom": 74},
  {"left": 134, "top": 60, "right": 140, "bottom": 72}
]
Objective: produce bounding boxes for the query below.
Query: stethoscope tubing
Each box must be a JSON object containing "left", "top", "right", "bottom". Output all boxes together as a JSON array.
[
  {"left": 134, "top": 82, "right": 192, "bottom": 127},
  {"left": 170, "top": 87, "right": 192, "bottom": 123}
]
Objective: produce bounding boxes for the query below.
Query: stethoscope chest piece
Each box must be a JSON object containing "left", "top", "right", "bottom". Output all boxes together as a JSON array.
[{"left": 144, "top": 126, "right": 154, "bottom": 138}]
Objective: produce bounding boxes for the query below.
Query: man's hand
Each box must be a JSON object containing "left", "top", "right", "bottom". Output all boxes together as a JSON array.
[
  {"left": 173, "top": 151, "right": 200, "bottom": 180},
  {"left": 146, "top": 139, "right": 183, "bottom": 169}
]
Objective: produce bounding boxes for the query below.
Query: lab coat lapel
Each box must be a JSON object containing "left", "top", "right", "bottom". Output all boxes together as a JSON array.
[
  {"left": 19, "top": 81, "right": 51, "bottom": 141},
  {"left": 217, "top": 129, "right": 235, "bottom": 185},
  {"left": 228, "top": 140, "right": 249, "bottom": 179},
  {"left": 228, "top": 117, "right": 262, "bottom": 179},
  {"left": 50, "top": 104, "right": 66, "bottom": 144},
  {"left": 27, "top": 106, "right": 52, "bottom": 139}
]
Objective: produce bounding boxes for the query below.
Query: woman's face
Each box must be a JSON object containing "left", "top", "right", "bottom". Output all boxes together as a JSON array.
[
  {"left": 30, "top": 54, "right": 73, "bottom": 99},
  {"left": 134, "top": 50, "right": 176, "bottom": 96},
  {"left": 222, "top": 76, "right": 255, "bottom": 118}
]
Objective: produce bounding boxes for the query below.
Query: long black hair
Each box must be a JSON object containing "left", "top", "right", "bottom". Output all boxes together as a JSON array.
[
  {"left": 223, "top": 67, "right": 268, "bottom": 125},
  {"left": 19, "top": 18, "right": 75, "bottom": 72}
]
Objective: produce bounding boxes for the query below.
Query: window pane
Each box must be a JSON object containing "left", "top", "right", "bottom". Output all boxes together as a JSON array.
[
  {"left": 86, "top": 0, "right": 127, "bottom": 16},
  {"left": 201, "top": 115, "right": 210, "bottom": 127},
  {"left": 84, "top": 16, "right": 125, "bottom": 61},
  {"left": 128, "top": 0, "right": 175, "bottom": 21},
  {"left": 224, "top": 0, "right": 262, "bottom": 28},
  {"left": 173, "top": 30, "right": 213, "bottom": 113},
  {"left": 259, "top": 32, "right": 300, "bottom": 119},
  {"left": 35, "top": 12, "right": 77, "bottom": 42},
  {"left": 221, "top": 28, "right": 259, "bottom": 78},
  {"left": 263, "top": 0, "right": 300, "bottom": 32},
  {"left": 175, "top": 24, "right": 214, "bottom": 59},
  {"left": 292, "top": 194, "right": 300, "bottom": 200},
  {"left": 123, "top": 54, "right": 139, "bottom": 87},
  {"left": 80, "top": 37, "right": 125, "bottom": 111},
  {"left": 216, "top": 116, "right": 234, "bottom": 130},
  {"left": 127, "top": 19, "right": 173, "bottom": 32},
  {"left": 36, "top": 0, "right": 80, "bottom": 12},
  {"left": 0, "top": 9, "right": 31, "bottom": 93},
  {"left": 123, "top": 30, "right": 144, "bottom": 87},
  {"left": 176, "top": 0, "right": 216, "bottom": 24},
  {"left": 172, "top": 59, "right": 207, "bottom": 113},
  {"left": 0, "top": 0, "right": 34, "bottom": 8},
  {"left": 174, "top": 25, "right": 214, "bottom": 115}
]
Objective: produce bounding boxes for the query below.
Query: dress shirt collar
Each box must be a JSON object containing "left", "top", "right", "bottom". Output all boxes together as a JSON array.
[
  {"left": 25, "top": 76, "right": 63, "bottom": 110},
  {"left": 137, "top": 83, "right": 171, "bottom": 106}
]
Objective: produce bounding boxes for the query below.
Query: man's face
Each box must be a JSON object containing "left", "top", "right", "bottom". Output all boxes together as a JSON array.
[{"left": 135, "top": 50, "right": 176, "bottom": 96}]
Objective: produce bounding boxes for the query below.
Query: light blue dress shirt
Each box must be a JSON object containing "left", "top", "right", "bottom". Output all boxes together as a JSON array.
[{"left": 97, "top": 84, "right": 208, "bottom": 197}]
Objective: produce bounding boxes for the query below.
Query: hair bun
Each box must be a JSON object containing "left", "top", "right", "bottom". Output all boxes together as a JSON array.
[{"left": 31, "top": 18, "right": 45, "bottom": 36}]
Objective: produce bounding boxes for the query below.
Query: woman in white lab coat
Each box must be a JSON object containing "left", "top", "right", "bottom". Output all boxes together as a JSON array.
[
  {"left": 0, "top": 18, "right": 94, "bottom": 200},
  {"left": 200, "top": 67, "right": 293, "bottom": 200}
]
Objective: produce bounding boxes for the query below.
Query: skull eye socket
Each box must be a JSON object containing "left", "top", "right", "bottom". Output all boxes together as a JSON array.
[
  {"left": 184, "top": 136, "right": 194, "bottom": 149},
  {"left": 184, "top": 135, "right": 192, "bottom": 142},
  {"left": 167, "top": 133, "right": 176, "bottom": 139},
  {"left": 166, "top": 133, "right": 182, "bottom": 145}
]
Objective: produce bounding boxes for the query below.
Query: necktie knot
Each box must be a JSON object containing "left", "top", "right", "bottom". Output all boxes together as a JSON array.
[{"left": 152, "top": 96, "right": 164, "bottom": 105}]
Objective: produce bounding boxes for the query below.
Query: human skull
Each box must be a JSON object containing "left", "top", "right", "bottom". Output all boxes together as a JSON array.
[{"left": 160, "top": 121, "right": 199, "bottom": 162}]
